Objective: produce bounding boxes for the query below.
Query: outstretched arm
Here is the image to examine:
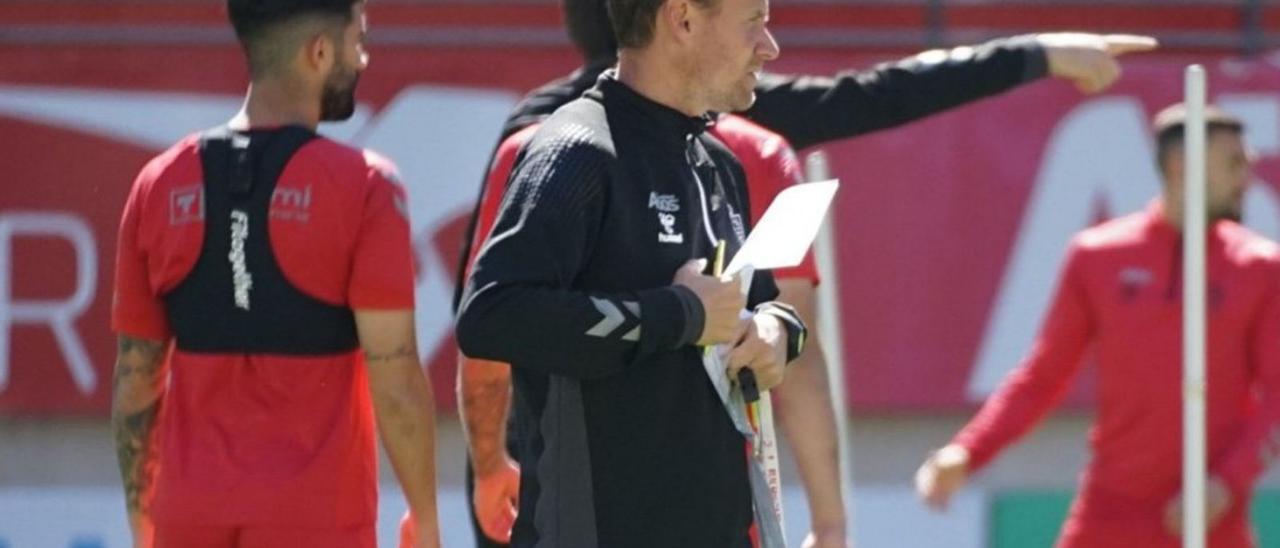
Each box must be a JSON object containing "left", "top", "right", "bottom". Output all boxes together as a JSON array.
[{"left": 747, "top": 33, "right": 1156, "bottom": 150}]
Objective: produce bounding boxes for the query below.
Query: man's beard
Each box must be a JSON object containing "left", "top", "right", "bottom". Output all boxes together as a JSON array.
[
  {"left": 710, "top": 68, "right": 759, "bottom": 113},
  {"left": 705, "top": 79, "right": 755, "bottom": 114},
  {"left": 320, "top": 64, "right": 360, "bottom": 122}
]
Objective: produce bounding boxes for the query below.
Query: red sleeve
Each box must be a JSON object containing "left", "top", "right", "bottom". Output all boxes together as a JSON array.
[
  {"left": 347, "top": 159, "right": 416, "bottom": 309},
  {"left": 1211, "top": 260, "right": 1280, "bottom": 499},
  {"left": 465, "top": 125, "right": 537, "bottom": 277},
  {"left": 952, "top": 239, "right": 1095, "bottom": 472},
  {"left": 740, "top": 124, "right": 820, "bottom": 285},
  {"left": 111, "top": 167, "right": 171, "bottom": 341},
  {"left": 457, "top": 128, "right": 536, "bottom": 393}
]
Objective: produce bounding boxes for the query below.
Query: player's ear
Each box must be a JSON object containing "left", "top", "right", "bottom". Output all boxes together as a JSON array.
[
  {"left": 301, "top": 30, "right": 336, "bottom": 75},
  {"left": 661, "top": 0, "right": 697, "bottom": 46}
]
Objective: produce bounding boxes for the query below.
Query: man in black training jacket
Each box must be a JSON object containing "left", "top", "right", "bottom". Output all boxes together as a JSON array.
[{"left": 454, "top": 0, "right": 810, "bottom": 544}]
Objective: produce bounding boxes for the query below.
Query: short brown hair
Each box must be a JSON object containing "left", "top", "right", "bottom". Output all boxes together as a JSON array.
[
  {"left": 565, "top": 0, "right": 618, "bottom": 61},
  {"left": 607, "top": 0, "right": 715, "bottom": 49},
  {"left": 226, "top": 0, "right": 358, "bottom": 77},
  {"left": 1153, "top": 103, "right": 1244, "bottom": 174}
]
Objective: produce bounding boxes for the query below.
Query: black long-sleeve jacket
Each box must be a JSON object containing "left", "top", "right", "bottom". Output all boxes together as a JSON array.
[{"left": 456, "top": 73, "right": 804, "bottom": 547}]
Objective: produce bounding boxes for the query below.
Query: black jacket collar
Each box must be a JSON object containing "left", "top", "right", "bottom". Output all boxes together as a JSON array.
[{"left": 587, "top": 70, "right": 713, "bottom": 146}]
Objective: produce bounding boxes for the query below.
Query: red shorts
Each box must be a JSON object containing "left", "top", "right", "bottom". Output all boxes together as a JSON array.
[{"left": 153, "top": 523, "right": 375, "bottom": 548}]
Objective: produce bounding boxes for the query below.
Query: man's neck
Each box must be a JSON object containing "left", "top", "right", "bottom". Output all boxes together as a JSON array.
[
  {"left": 615, "top": 49, "right": 704, "bottom": 117},
  {"left": 229, "top": 80, "right": 320, "bottom": 131}
]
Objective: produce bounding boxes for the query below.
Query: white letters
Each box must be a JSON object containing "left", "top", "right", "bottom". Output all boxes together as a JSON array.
[
  {"left": 0, "top": 212, "right": 97, "bottom": 394},
  {"left": 228, "top": 210, "right": 252, "bottom": 310}
]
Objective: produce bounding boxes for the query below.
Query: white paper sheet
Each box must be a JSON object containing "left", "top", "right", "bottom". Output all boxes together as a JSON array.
[{"left": 724, "top": 179, "right": 840, "bottom": 276}]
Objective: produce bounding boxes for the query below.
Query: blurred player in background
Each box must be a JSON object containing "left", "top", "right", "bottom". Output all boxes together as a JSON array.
[
  {"left": 916, "top": 104, "right": 1280, "bottom": 548},
  {"left": 426, "top": 0, "right": 1158, "bottom": 545},
  {"left": 109, "top": 1, "right": 440, "bottom": 546}
]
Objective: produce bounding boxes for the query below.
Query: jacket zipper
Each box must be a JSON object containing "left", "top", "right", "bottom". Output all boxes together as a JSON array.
[{"left": 687, "top": 136, "right": 719, "bottom": 248}]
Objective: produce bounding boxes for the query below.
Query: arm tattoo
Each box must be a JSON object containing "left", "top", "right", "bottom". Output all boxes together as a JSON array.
[
  {"left": 111, "top": 336, "right": 166, "bottom": 517},
  {"left": 114, "top": 337, "right": 165, "bottom": 383},
  {"left": 363, "top": 345, "right": 416, "bottom": 364},
  {"left": 113, "top": 403, "right": 160, "bottom": 516}
]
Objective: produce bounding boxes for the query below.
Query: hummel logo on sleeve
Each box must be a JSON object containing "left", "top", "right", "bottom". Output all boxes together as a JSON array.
[{"left": 586, "top": 297, "right": 641, "bottom": 341}]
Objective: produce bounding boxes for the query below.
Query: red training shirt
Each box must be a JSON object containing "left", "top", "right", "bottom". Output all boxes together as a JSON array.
[
  {"left": 112, "top": 131, "right": 416, "bottom": 527},
  {"left": 953, "top": 201, "right": 1280, "bottom": 546}
]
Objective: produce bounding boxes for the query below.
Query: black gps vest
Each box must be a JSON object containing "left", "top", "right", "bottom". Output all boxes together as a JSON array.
[{"left": 163, "top": 126, "right": 358, "bottom": 354}]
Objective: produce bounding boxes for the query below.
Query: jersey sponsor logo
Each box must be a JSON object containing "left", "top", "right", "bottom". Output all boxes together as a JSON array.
[
  {"left": 657, "top": 212, "right": 684, "bottom": 244},
  {"left": 169, "top": 185, "right": 204, "bottom": 225},
  {"left": 270, "top": 184, "right": 312, "bottom": 222},
  {"left": 1209, "top": 284, "right": 1226, "bottom": 310},
  {"left": 1118, "top": 267, "right": 1152, "bottom": 301},
  {"left": 651, "top": 191, "right": 686, "bottom": 243},
  {"left": 228, "top": 209, "right": 253, "bottom": 310},
  {"left": 648, "top": 191, "right": 680, "bottom": 212},
  {"left": 1119, "top": 267, "right": 1152, "bottom": 286}
]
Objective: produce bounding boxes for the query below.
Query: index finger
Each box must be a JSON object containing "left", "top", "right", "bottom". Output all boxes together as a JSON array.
[{"left": 1104, "top": 34, "right": 1158, "bottom": 56}]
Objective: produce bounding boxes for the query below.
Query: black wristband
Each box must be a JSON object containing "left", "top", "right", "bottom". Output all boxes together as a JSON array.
[
  {"left": 755, "top": 302, "right": 806, "bottom": 364},
  {"left": 670, "top": 285, "right": 706, "bottom": 348}
]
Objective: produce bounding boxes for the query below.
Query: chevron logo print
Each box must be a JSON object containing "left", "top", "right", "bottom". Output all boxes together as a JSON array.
[{"left": 586, "top": 297, "right": 640, "bottom": 341}]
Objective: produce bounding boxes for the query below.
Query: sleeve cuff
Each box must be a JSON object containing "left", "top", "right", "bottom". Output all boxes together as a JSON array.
[
  {"left": 638, "top": 285, "right": 704, "bottom": 351},
  {"left": 950, "top": 436, "right": 994, "bottom": 474},
  {"left": 1011, "top": 35, "right": 1049, "bottom": 82},
  {"left": 111, "top": 317, "right": 171, "bottom": 343},
  {"left": 755, "top": 301, "right": 807, "bottom": 363}
]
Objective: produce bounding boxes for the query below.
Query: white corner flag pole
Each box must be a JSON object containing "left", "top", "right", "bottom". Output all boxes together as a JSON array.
[
  {"left": 804, "top": 151, "right": 854, "bottom": 524},
  {"left": 1183, "top": 64, "right": 1208, "bottom": 548}
]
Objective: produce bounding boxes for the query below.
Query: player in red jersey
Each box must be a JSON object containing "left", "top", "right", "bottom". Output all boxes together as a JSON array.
[
  {"left": 110, "top": 2, "right": 440, "bottom": 547},
  {"left": 916, "top": 104, "right": 1280, "bottom": 548}
]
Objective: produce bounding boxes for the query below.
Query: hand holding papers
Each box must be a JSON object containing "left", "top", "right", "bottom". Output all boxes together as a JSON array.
[{"left": 702, "top": 179, "right": 839, "bottom": 548}]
